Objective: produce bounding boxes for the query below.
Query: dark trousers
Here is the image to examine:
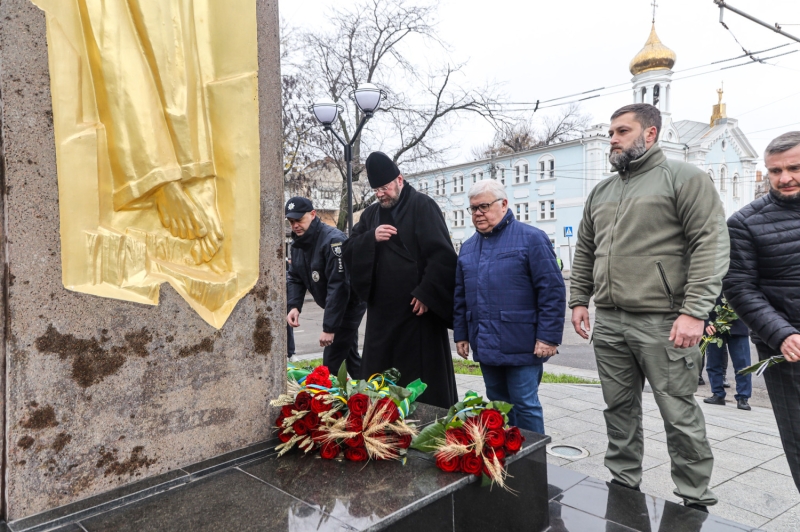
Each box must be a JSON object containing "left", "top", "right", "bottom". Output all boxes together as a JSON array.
[
  {"left": 287, "top": 324, "right": 295, "bottom": 357},
  {"left": 706, "top": 335, "right": 752, "bottom": 399},
  {"left": 323, "top": 304, "right": 366, "bottom": 379},
  {"left": 757, "top": 344, "right": 800, "bottom": 494}
]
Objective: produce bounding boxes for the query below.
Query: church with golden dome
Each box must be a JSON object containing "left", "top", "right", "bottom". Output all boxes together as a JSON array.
[{"left": 405, "top": 22, "right": 760, "bottom": 268}]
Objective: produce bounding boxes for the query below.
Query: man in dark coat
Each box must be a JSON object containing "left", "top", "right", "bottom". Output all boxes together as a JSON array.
[
  {"left": 286, "top": 197, "right": 366, "bottom": 377},
  {"left": 343, "top": 152, "right": 458, "bottom": 408},
  {"left": 724, "top": 131, "right": 800, "bottom": 493}
]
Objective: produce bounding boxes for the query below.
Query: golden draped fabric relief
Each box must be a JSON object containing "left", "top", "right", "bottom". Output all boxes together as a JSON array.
[{"left": 32, "top": 0, "right": 260, "bottom": 328}]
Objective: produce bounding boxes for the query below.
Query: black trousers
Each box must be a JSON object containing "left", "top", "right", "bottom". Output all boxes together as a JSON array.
[
  {"left": 757, "top": 344, "right": 800, "bottom": 493},
  {"left": 323, "top": 304, "right": 366, "bottom": 379}
]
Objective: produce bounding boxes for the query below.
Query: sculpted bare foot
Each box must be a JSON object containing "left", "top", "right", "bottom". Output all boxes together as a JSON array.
[
  {"left": 184, "top": 178, "right": 224, "bottom": 264},
  {"left": 154, "top": 181, "right": 208, "bottom": 240}
]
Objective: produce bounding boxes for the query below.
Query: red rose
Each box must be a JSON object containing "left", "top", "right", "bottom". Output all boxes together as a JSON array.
[
  {"left": 344, "top": 447, "right": 369, "bottom": 462},
  {"left": 446, "top": 428, "right": 470, "bottom": 446},
  {"left": 345, "top": 433, "right": 365, "bottom": 448},
  {"left": 331, "top": 410, "right": 344, "bottom": 420},
  {"left": 489, "top": 447, "right": 507, "bottom": 462},
  {"left": 311, "top": 430, "right": 327, "bottom": 443},
  {"left": 436, "top": 454, "right": 461, "bottom": 473},
  {"left": 480, "top": 409, "right": 505, "bottom": 431},
  {"left": 504, "top": 427, "right": 524, "bottom": 454},
  {"left": 310, "top": 395, "right": 332, "bottom": 414},
  {"left": 275, "top": 415, "right": 285, "bottom": 429},
  {"left": 348, "top": 393, "right": 370, "bottom": 416},
  {"left": 277, "top": 430, "right": 292, "bottom": 443},
  {"left": 295, "top": 391, "right": 312, "bottom": 411},
  {"left": 305, "top": 366, "right": 332, "bottom": 388},
  {"left": 460, "top": 452, "right": 482, "bottom": 476},
  {"left": 293, "top": 418, "right": 309, "bottom": 436},
  {"left": 375, "top": 397, "right": 400, "bottom": 422},
  {"left": 281, "top": 405, "right": 294, "bottom": 418},
  {"left": 397, "top": 434, "right": 413, "bottom": 449},
  {"left": 320, "top": 442, "right": 340, "bottom": 460},
  {"left": 346, "top": 415, "right": 363, "bottom": 432},
  {"left": 304, "top": 412, "right": 320, "bottom": 429},
  {"left": 486, "top": 429, "right": 506, "bottom": 449}
]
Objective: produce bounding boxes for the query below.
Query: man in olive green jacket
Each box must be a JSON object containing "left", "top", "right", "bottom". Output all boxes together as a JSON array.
[{"left": 570, "top": 103, "right": 729, "bottom": 512}]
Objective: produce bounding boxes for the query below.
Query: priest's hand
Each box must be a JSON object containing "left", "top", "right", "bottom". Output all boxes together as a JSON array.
[
  {"left": 411, "top": 297, "right": 428, "bottom": 316},
  {"left": 287, "top": 308, "right": 300, "bottom": 327},
  {"left": 319, "top": 332, "right": 334, "bottom": 348},
  {"left": 375, "top": 225, "right": 397, "bottom": 242},
  {"left": 535, "top": 341, "right": 557, "bottom": 358},
  {"left": 456, "top": 341, "right": 470, "bottom": 359}
]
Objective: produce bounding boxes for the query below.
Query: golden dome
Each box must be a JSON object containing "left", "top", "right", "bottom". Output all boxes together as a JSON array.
[{"left": 629, "top": 24, "right": 676, "bottom": 76}]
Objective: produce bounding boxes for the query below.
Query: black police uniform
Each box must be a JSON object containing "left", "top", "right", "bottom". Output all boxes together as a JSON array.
[{"left": 287, "top": 216, "right": 366, "bottom": 378}]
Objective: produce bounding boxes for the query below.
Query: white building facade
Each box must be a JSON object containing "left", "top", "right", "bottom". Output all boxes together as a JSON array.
[{"left": 407, "top": 24, "right": 758, "bottom": 268}]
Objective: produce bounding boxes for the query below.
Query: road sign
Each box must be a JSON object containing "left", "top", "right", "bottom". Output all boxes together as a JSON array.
[{"left": 564, "top": 226, "right": 573, "bottom": 238}]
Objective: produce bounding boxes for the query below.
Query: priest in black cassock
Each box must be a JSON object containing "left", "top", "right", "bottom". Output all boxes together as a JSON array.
[{"left": 343, "top": 151, "right": 458, "bottom": 408}]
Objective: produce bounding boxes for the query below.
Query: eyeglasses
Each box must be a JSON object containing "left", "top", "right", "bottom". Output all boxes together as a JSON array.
[
  {"left": 468, "top": 199, "right": 502, "bottom": 214},
  {"left": 372, "top": 183, "right": 393, "bottom": 193}
]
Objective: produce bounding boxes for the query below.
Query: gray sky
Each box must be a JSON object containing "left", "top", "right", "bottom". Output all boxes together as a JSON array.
[{"left": 280, "top": 0, "right": 800, "bottom": 171}]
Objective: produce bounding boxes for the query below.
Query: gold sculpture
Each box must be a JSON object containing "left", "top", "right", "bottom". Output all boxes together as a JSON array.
[{"left": 31, "top": 0, "right": 260, "bottom": 328}]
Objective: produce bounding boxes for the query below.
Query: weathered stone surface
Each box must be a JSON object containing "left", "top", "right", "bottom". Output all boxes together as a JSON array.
[{"left": 0, "top": 0, "right": 286, "bottom": 520}]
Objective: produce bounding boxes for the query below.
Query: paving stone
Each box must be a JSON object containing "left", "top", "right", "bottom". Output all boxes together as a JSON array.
[
  {"left": 709, "top": 466, "right": 740, "bottom": 488},
  {"left": 643, "top": 438, "right": 670, "bottom": 457},
  {"left": 568, "top": 409, "right": 607, "bottom": 425},
  {"left": 712, "top": 437, "right": 786, "bottom": 461},
  {"left": 547, "top": 416, "right": 603, "bottom": 437},
  {"left": 734, "top": 468, "right": 800, "bottom": 501},
  {"left": 648, "top": 432, "right": 668, "bottom": 443},
  {"left": 762, "top": 502, "right": 800, "bottom": 532},
  {"left": 710, "top": 501, "right": 771, "bottom": 529},
  {"left": 556, "top": 397, "right": 602, "bottom": 413},
  {"left": 557, "top": 430, "right": 609, "bottom": 455},
  {"left": 543, "top": 405, "right": 580, "bottom": 422},
  {"left": 641, "top": 415, "right": 666, "bottom": 433},
  {"left": 760, "top": 456, "right": 794, "bottom": 478},
  {"left": 736, "top": 431, "right": 785, "bottom": 448},
  {"left": 641, "top": 453, "right": 670, "bottom": 472},
  {"left": 638, "top": 464, "right": 682, "bottom": 504},
  {"left": 561, "top": 456, "right": 612, "bottom": 482},
  {"left": 546, "top": 455, "right": 571, "bottom": 467},
  {"left": 711, "top": 448, "right": 770, "bottom": 473},
  {"left": 703, "top": 423, "right": 745, "bottom": 442},
  {"left": 713, "top": 479, "right": 798, "bottom": 519},
  {"left": 537, "top": 387, "right": 574, "bottom": 400}
]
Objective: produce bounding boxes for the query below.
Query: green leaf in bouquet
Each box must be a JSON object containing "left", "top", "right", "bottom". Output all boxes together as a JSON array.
[
  {"left": 463, "top": 395, "right": 485, "bottom": 408},
  {"left": 287, "top": 368, "right": 311, "bottom": 383},
  {"left": 407, "top": 403, "right": 418, "bottom": 416},
  {"left": 337, "top": 361, "right": 348, "bottom": 391},
  {"left": 383, "top": 368, "right": 402, "bottom": 384},
  {"left": 404, "top": 379, "right": 427, "bottom": 403},
  {"left": 481, "top": 473, "right": 493, "bottom": 488},
  {"left": 388, "top": 385, "right": 413, "bottom": 401},
  {"left": 411, "top": 423, "right": 446, "bottom": 453},
  {"left": 738, "top": 356, "right": 785, "bottom": 377},
  {"left": 487, "top": 401, "right": 514, "bottom": 415},
  {"left": 447, "top": 417, "right": 464, "bottom": 429}
]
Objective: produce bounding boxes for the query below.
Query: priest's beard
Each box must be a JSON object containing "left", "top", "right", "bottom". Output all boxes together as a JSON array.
[{"left": 609, "top": 133, "right": 647, "bottom": 173}]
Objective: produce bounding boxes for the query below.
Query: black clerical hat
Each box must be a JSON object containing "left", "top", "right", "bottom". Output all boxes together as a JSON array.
[
  {"left": 285, "top": 197, "right": 314, "bottom": 219},
  {"left": 365, "top": 151, "right": 400, "bottom": 188}
]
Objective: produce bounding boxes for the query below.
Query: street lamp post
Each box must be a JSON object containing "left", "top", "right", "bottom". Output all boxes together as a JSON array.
[{"left": 309, "top": 83, "right": 385, "bottom": 235}]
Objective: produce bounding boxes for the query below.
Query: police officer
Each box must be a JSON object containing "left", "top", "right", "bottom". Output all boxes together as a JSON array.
[{"left": 286, "top": 197, "right": 366, "bottom": 378}]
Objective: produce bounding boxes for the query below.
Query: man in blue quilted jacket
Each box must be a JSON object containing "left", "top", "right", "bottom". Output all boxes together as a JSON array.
[{"left": 454, "top": 179, "right": 566, "bottom": 434}]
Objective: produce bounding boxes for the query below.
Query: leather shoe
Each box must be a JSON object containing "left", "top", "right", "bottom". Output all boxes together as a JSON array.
[
  {"left": 685, "top": 502, "right": 709, "bottom": 513},
  {"left": 737, "top": 398, "right": 751, "bottom": 411},
  {"left": 609, "top": 479, "right": 641, "bottom": 492},
  {"left": 722, "top": 376, "right": 730, "bottom": 388},
  {"left": 703, "top": 395, "right": 725, "bottom": 406}
]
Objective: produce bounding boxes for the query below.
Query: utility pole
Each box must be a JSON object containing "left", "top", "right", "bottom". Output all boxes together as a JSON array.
[{"left": 714, "top": 1, "right": 800, "bottom": 44}]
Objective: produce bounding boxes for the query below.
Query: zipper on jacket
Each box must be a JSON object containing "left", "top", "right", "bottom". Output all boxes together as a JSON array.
[
  {"left": 606, "top": 178, "right": 629, "bottom": 307},
  {"left": 655, "top": 261, "right": 675, "bottom": 309}
]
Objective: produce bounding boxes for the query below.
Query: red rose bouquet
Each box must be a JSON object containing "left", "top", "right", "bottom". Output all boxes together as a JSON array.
[{"left": 411, "top": 391, "right": 524, "bottom": 490}]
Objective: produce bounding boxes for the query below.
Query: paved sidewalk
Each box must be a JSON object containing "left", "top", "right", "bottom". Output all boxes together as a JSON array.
[{"left": 453, "top": 373, "right": 799, "bottom": 531}]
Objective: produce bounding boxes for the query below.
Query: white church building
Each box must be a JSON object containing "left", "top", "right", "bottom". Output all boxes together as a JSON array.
[{"left": 406, "top": 24, "right": 761, "bottom": 268}]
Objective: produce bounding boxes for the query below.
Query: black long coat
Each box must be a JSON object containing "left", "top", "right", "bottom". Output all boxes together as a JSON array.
[{"left": 343, "top": 184, "right": 458, "bottom": 408}]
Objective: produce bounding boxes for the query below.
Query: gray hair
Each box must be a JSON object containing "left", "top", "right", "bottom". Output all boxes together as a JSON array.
[
  {"left": 468, "top": 178, "right": 507, "bottom": 201},
  {"left": 765, "top": 131, "right": 800, "bottom": 159},
  {"left": 610, "top": 103, "right": 662, "bottom": 139}
]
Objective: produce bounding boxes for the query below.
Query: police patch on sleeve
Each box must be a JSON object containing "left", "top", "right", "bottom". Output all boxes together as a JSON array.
[{"left": 331, "top": 242, "right": 342, "bottom": 257}]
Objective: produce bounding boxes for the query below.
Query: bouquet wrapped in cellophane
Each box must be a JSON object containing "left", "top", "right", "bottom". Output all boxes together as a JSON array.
[{"left": 270, "top": 363, "right": 426, "bottom": 463}]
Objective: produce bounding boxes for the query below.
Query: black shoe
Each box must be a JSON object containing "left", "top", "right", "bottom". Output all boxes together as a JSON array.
[
  {"left": 722, "top": 376, "right": 730, "bottom": 388},
  {"left": 703, "top": 395, "right": 726, "bottom": 406},
  {"left": 685, "top": 502, "right": 709, "bottom": 513},
  {"left": 737, "top": 398, "right": 751, "bottom": 411},
  {"left": 698, "top": 375, "right": 705, "bottom": 386},
  {"left": 609, "top": 479, "right": 641, "bottom": 492}
]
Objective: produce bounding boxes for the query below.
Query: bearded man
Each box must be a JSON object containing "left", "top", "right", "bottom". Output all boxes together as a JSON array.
[
  {"left": 569, "top": 104, "right": 729, "bottom": 512},
  {"left": 343, "top": 151, "right": 458, "bottom": 408},
  {"left": 724, "top": 131, "right": 800, "bottom": 493}
]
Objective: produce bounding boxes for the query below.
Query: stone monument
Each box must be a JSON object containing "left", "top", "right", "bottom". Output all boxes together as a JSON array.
[{"left": 0, "top": 0, "right": 286, "bottom": 521}]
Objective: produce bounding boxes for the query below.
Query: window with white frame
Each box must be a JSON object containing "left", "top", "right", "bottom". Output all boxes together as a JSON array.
[
  {"left": 733, "top": 174, "right": 739, "bottom": 198},
  {"left": 454, "top": 174, "right": 464, "bottom": 193},
  {"left": 538, "top": 155, "right": 555, "bottom": 180},
  {"left": 420, "top": 180, "right": 429, "bottom": 195},
  {"left": 539, "top": 200, "right": 556, "bottom": 220},
  {"left": 514, "top": 161, "right": 529, "bottom": 184},
  {"left": 453, "top": 210, "right": 465, "bottom": 227},
  {"left": 515, "top": 202, "right": 530, "bottom": 222},
  {"left": 497, "top": 166, "right": 505, "bottom": 185},
  {"left": 435, "top": 178, "right": 445, "bottom": 196},
  {"left": 720, "top": 166, "right": 727, "bottom": 191},
  {"left": 472, "top": 171, "right": 478, "bottom": 184}
]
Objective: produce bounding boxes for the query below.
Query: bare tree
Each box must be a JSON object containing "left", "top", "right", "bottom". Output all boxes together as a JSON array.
[
  {"left": 292, "top": 0, "right": 504, "bottom": 229},
  {"left": 472, "top": 104, "right": 591, "bottom": 159}
]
